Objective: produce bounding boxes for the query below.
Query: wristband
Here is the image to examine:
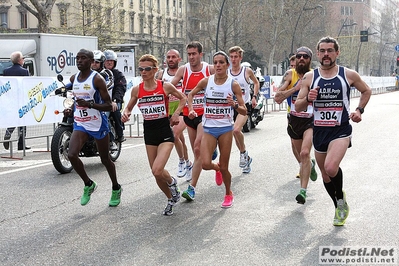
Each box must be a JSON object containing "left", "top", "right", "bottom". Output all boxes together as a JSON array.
[
  {"left": 234, "top": 103, "right": 239, "bottom": 109},
  {"left": 306, "top": 94, "right": 312, "bottom": 103}
]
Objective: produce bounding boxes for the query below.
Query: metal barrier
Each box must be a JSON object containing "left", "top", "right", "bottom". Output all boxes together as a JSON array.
[{"left": 1, "top": 82, "right": 396, "bottom": 158}]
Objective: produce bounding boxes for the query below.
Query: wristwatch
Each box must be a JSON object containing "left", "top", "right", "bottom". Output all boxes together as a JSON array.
[
  {"left": 234, "top": 103, "right": 239, "bottom": 109},
  {"left": 89, "top": 100, "right": 94, "bottom": 109},
  {"left": 356, "top": 106, "right": 364, "bottom": 114}
]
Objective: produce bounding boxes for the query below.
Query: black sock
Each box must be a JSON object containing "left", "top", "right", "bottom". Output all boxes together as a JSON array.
[
  {"left": 330, "top": 168, "right": 343, "bottom": 200},
  {"left": 324, "top": 181, "right": 337, "bottom": 208},
  {"left": 85, "top": 180, "right": 93, "bottom": 187},
  {"left": 112, "top": 184, "right": 121, "bottom": 191}
]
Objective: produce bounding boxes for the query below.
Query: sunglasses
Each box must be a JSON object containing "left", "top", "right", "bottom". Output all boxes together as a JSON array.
[
  {"left": 138, "top": 66, "right": 156, "bottom": 72},
  {"left": 93, "top": 61, "right": 101, "bottom": 64},
  {"left": 296, "top": 54, "right": 310, "bottom": 59}
]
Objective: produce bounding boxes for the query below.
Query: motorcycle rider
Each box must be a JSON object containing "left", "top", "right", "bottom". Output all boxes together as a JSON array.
[
  {"left": 228, "top": 47, "right": 259, "bottom": 173},
  {"left": 91, "top": 50, "right": 114, "bottom": 97},
  {"left": 104, "top": 50, "right": 127, "bottom": 143},
  {"left": 91, "top": 50, "right": 117, "bottom": 150},
  {"left": 68, "top": 48, "right": 122, "bottom": 207}
]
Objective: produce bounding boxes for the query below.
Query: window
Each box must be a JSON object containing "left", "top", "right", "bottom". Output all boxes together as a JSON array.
[
  {"left": 157, "top": 0, "right": 161, "bottom": 13},
  {"left": 341, "top": 6, "right": 353, "bottom": 16},
  {"left": 106, "top": 8, "right": 112, "bottom": 25},
  {"left": 56, "top": 3, "right": 70, "bottom": 27},
  {"left": 130, "top": 0, "right": 133, "bottom": 8},
  {"left": 60, "top": 9, "right": 67, "bottom": 27},
  {"left": 0, "top": 12, "right": 7, "bottom": 28},
  {"left": 166, "top": 0, "right": 170, "bottom": 15},
  {"left": 179, "top": 22, "right": 183, "bottom": 38},
  {"left": 129, "top": 12, "right": 135, "bottom": 33},
  {"left": 173, "top": 21, "right": 177, "bottom": 38},
  {"left": 173, "top": 0, "right": 177, "bottom": 16},
  {"left": 166, "top": 19, "right": 171, "bottom": 37},
  {"left": 0, "top": 6, "right": 10, "bottom": 29},
  {"left": 140, "top": 0, "right": 144, "bottom": 10},
  {"left": 119, "top": 11, "right": 125, "bottom": 32},
  {"left": 20, "top": 11, "right": 27, "bottom": 28},
  {"left": 140, "top": 17, "right": 144, "bottom": 34},
  {"left": 85, "top": 9, "right": 91, "bottom": 27},
  {"left": 157, "top": 17, "right": 161, "bottom": 36}
]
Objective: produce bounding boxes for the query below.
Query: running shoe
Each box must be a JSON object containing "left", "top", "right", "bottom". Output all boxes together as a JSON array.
[
  {"left": 295, "top": 189, "right": 307, "bottom": 204},
  {"left": 81, "top": 181, "right": 97, "bottom": 206},
  {"left": 168, "top": 177, "right": 181, "bottom": 203},
  {"left": 182, "top": 185, "right": 195, "bottom": 201},
  {"left": 239, "top": 151, "right": 248, "bottom": 168},
  {"left": 109, "top": 186, "right": 122, "bottom": 207},
  {"left": 336, "top": 191, "right": 349, "bottom": 221},
  {"left": 310, "top": 159, "right": 318, "bottom": 181},
  {"left": 185, "top": 161, "right": 193, "bottom": 182},
  {"left": 177, "top": 160, "right": 186, "bottom": 178},
  {"left": 333, "top": 211, "right": 345, "bottom": 226},
  {"left": 163, "top": 200, "right": 175, "bottom": 216},
  {"left": 215, "top": 164, "right": 223, "bottom": 186},
  {"left": 242, "top": 156, "right": 253, "bottom": 174},
  {"left": 221, "top": 192, "right": 234, "bottom": 208},
  {"left": 296, "top": 173, "right": 300, "bottom": 179},
  {"left": 212, "top": 148, "right": 218, "bottom": 160}
]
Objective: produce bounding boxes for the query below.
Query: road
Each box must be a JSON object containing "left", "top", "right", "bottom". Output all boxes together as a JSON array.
[{"left": 1, "top": 91, "right": 398, "bottom": 266}]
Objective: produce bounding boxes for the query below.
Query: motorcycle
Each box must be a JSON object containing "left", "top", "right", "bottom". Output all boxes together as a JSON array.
[
  {"left": 51, "top": 74, "right": 122, "bottom": 174},
  {"left": 242, "top": 68, "right": 266, "bottom": 132}
]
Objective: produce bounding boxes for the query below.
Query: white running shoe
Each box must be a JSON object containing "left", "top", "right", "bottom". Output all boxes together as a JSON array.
[
  {"left": 185, "top": 161, "right": 193, "bottom": 182},
  {"left": 239, "top": 151, "right": 248, "bottom": 168},
  {"left": 177, "top": 160, "right": 186, "bottom": 178},
  {"left": 242, "top": 156, "right": 252, "bottom": 174}
]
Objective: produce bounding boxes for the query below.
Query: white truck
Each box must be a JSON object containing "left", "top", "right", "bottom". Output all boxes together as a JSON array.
[{"left": 0, "top": 33, "right": 98, "bottom": 76}]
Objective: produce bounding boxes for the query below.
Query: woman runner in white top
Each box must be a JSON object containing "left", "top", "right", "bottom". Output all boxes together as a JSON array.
[{"left": 187, "top": 51, "right": 246, "bottom": 208}]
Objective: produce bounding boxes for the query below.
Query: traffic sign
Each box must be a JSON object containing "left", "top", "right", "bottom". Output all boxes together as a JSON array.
[{"left": 395, "top": 44, "right": 399, "bottom": 52}]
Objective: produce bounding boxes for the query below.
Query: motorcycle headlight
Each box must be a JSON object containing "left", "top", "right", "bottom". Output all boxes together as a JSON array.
[{"left": 63, "top": 98, "right": 74, "bottom": 108}]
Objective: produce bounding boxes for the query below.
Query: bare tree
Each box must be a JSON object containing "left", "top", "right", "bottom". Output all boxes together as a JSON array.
[{"left": 17, "top": 0, "right": 57, "bottom": 33}]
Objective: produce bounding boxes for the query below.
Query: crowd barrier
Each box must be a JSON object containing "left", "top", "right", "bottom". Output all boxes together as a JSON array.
[{"left": 0, "top": 75, "right": 396, "bottom": 158}]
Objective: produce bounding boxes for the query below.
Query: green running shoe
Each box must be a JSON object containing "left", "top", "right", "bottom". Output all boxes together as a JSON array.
[
  {"left": 182, "top": 185, "right": 195, "bottom": 201},
  {"left": 333, "top": 210, "right": 345, "bottom": 226},
  {"left": 336, "top": 191, "right": 349, "bottom": 220},
  {"left": 296, "top": 189, "right": 307, "bottom": 204},
  {"left": 81, "top": 181, "right": 97, "bottom": 206},
  {"left": 310, "top": 159, "right": 318, "bottom": 181},
  {"left": 109, "top": 186, "right": 122, "bottom": 207}
]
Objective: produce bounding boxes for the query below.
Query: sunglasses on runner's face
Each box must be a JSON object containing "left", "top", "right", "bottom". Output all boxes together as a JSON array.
[
  {"left": 296, "top": 54, "right": 310, "bottom": 59},
  {"left": 138, "top": 66, "right": 156, "bottom": 72}
]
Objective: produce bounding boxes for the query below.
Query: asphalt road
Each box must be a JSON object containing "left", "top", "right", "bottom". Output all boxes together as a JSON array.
[{"left": 1, "top": 91, "right": 398, "bottom": 266}]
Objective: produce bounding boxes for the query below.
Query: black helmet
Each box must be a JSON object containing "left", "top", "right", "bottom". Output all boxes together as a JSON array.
[{"left": 104, "top": 50, "right": 118, "bottom": 68}]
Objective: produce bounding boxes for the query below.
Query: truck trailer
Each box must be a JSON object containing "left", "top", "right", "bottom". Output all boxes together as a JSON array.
[{"left": 0, "top": 33, "right": 98, "bottom": 76}]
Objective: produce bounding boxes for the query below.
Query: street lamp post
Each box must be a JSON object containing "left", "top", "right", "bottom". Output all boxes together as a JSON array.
[
  {"left": 215, "top": 0, "right": 227, "bottom": 52},
  {"left": 290, "top": 4, "right": 323, "bottom": 55}
]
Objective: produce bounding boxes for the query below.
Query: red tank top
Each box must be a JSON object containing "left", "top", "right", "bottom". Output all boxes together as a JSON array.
[
  {"left": 182, "top": 62, "right": 210, "bottom": 116},
  {"left": 137, "top": 80, "right": 169, "bottom": 120}
]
